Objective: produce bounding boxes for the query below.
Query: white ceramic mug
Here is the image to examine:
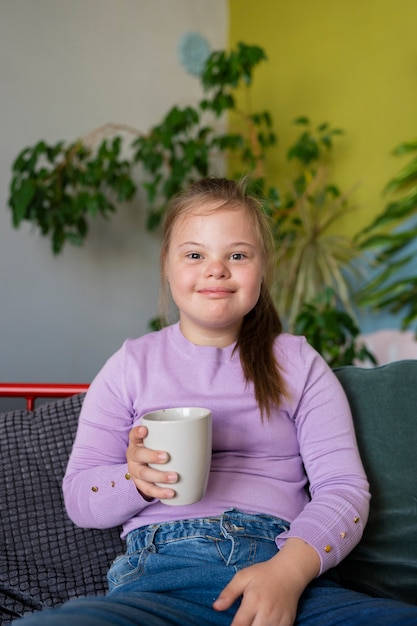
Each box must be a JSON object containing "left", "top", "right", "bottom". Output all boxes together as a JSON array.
[{"left": 142, "top": 407, "right": 212, "bottom": 506}]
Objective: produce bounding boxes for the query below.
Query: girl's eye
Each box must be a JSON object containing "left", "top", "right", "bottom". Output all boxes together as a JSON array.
[
  {"left": 230, "top": 253, "right": 246, "bottom": 261},
  {"left": 187, "top": 252, "right": 202, "bottom": 260}
]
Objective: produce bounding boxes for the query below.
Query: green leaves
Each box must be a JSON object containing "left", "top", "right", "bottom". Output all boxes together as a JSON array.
[
  {"left": 383, "top": 140, "right": 417, "bottom": 194},
  {"left": 8, "top": 136, "right": 136, "bottom": 254},
  {"left": 269, "top": 119, "right": 360, "bottom": 329},
  {"left": 131, "top": 42, "right": 272, "bottom": 230},
  {"left": 132, "top": 103, "right": 211, "bottom": 229},
  {"left": 10, "top": 178, "right": 36, "bottom": 226},
  {"left": 8, "top": 40, "right": 272, "bottom": 247},
  {"left": 201, "top": 43, "right": 266, "bottom": 92},
  {"left": 294, "top": 288, "right": 377, "bottom": 367},
  {"left": 356, "top": 136, "right": 417, "bottom": 331},
  {"left": 288, "top": 118, "right": 344, "bottom": 166}
]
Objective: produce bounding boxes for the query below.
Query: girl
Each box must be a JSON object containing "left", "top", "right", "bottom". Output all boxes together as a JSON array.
[{"left": 17, "top": 178, "right": 417, "bottom": 626}]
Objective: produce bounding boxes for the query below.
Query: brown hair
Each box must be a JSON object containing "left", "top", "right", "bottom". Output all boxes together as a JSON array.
[{"left": 159, "top": 177, "right": 287, "bottom": 418}]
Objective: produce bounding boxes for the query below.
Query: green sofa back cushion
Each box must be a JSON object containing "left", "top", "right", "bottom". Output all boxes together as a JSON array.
[{"left": 334, "top": 360, "right": 417, "bottom": 606}]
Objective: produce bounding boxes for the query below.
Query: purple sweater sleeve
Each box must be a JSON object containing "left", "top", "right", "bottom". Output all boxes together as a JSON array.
[
  {"left": 275, "top": 339, "right": 370, "bottom": 572},
  {"left": 62, "top": 352, "right": 154, "bottom": 529}
]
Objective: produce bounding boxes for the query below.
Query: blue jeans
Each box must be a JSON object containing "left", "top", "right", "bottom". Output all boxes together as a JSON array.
[{"left": 13, "top": 510, "right": 417, "bottom": 625}]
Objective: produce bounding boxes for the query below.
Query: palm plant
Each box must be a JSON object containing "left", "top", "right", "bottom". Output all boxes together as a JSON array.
[
  {"left": 267, "top": 119, "right": 362, "bottom": 329},
  {"left": 355, "top": 138, "right": 417, "bottom": 330}
]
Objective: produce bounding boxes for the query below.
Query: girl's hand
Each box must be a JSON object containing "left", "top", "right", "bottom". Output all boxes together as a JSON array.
[
  {"left": 213, "top": 560, "right": 299, "bottom": 626},
  {"left": 213, "top": 538, "right": 320, "bottom": 626},
  {"left": 126, "top": 425, "right": 178, "bottom": 501}
]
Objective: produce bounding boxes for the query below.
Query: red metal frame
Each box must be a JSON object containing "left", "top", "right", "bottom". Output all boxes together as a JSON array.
[{"left": 0, "top": 383, "right": 89, "bottom": 411}]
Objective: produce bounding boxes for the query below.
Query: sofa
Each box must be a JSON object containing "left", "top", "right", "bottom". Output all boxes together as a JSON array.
[{"left": 1, "top": 360, "right": 416, "bottom": 624}]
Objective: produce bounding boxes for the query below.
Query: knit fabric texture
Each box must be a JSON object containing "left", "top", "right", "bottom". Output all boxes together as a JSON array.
[{"left": 0, "top": 394, "right": 124, "bottom": 624}]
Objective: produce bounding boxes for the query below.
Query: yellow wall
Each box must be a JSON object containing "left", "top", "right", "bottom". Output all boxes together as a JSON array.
[{"left": 228, "top": 0, "right": 417, "bottom": 235}]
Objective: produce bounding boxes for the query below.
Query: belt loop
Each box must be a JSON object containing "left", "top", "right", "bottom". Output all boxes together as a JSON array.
[
  {"left": 126, "top": 524, "right": 161, "bottom": 553},
  {"left": 145, "top": 524, "right": 160, "bottom": 550}
]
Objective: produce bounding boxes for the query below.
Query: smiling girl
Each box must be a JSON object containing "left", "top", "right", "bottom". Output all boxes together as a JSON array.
[{"left": 17, "top": 178, "right": 417, "bottom": 626}]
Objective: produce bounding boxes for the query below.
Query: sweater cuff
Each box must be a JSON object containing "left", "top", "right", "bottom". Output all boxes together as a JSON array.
[{"left": 275, "top": 495, "right": 367, "bottom": 574}]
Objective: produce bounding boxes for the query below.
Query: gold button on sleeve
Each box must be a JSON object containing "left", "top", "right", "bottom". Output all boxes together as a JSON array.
[
  {"left": 324, "top": 545, "right": 332, "bottom": 553},
  {"left": 340, "top": 531, "right": 346, "bottom": 539},
  {"left": 125, "top": 472, "right": 131, "bottom": 480},
  {"left": 91, "top": 486, "right": 99, "bottom": 492},
  {"left": 354, "top": 516, "right": 360, "bottom": 524}
]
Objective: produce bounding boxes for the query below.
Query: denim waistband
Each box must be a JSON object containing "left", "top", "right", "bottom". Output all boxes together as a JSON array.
[{"left": 126, "top": 509, "right": 290, "bottom": 553}]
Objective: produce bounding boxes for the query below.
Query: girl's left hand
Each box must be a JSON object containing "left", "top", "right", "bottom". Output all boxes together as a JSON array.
[
  {"left": 213, "top": 560, "right": 298, "bottom": 626},
  {"left": 213, "top": 537, "right": 320, "bottom": 626}
]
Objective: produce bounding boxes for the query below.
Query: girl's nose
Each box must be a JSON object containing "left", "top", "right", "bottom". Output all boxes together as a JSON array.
[{"left": 206, "top": 260, "right": 230, "bottom": 279}]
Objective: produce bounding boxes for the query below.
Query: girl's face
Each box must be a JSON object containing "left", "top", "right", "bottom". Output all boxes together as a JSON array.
[{"left": 165, "top": 202, "right": 264, "bottom": 346}]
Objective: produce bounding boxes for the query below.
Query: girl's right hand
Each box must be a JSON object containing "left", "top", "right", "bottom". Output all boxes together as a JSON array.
[{"left": 126, "top": 425, "right": 178, "bottom": 501}]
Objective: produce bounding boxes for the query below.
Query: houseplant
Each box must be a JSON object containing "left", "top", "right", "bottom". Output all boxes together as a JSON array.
[
  {"left": 8, "top": 133, "right": 137, "bottom": 255},
  {"left": 8, "top": 42, "right": 273, "bottom": 253}
]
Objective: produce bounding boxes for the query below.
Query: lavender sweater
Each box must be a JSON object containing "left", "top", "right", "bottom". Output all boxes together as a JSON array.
[{"left": 63, "top": 323, "right": 370, "bottom": 573}]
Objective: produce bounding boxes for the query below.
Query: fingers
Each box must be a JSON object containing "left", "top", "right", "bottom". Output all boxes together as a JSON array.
[
  {"left": 213, "top": 575, "right": 244, "bottom": 612},
  {"left": 129, "top": 424, "right": 148, "bottom": 445},
  {"left": 214, "top": 564, "right": 298, "bottom": 626},
  {"left": 126, "top": 425, "right": 178, "bottom": 501}
]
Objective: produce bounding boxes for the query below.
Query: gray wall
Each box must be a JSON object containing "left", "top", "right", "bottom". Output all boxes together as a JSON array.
[{"left": 0, "top": 1, "right": 227, "bottom": 397}]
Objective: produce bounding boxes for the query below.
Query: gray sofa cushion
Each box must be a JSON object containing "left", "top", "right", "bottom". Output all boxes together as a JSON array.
[
  {"left": 0, "top": 394, "right": 124, "bottom": 624},
  {"left": 334, "top": 360, "right": 417, "bottom": 606}
]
